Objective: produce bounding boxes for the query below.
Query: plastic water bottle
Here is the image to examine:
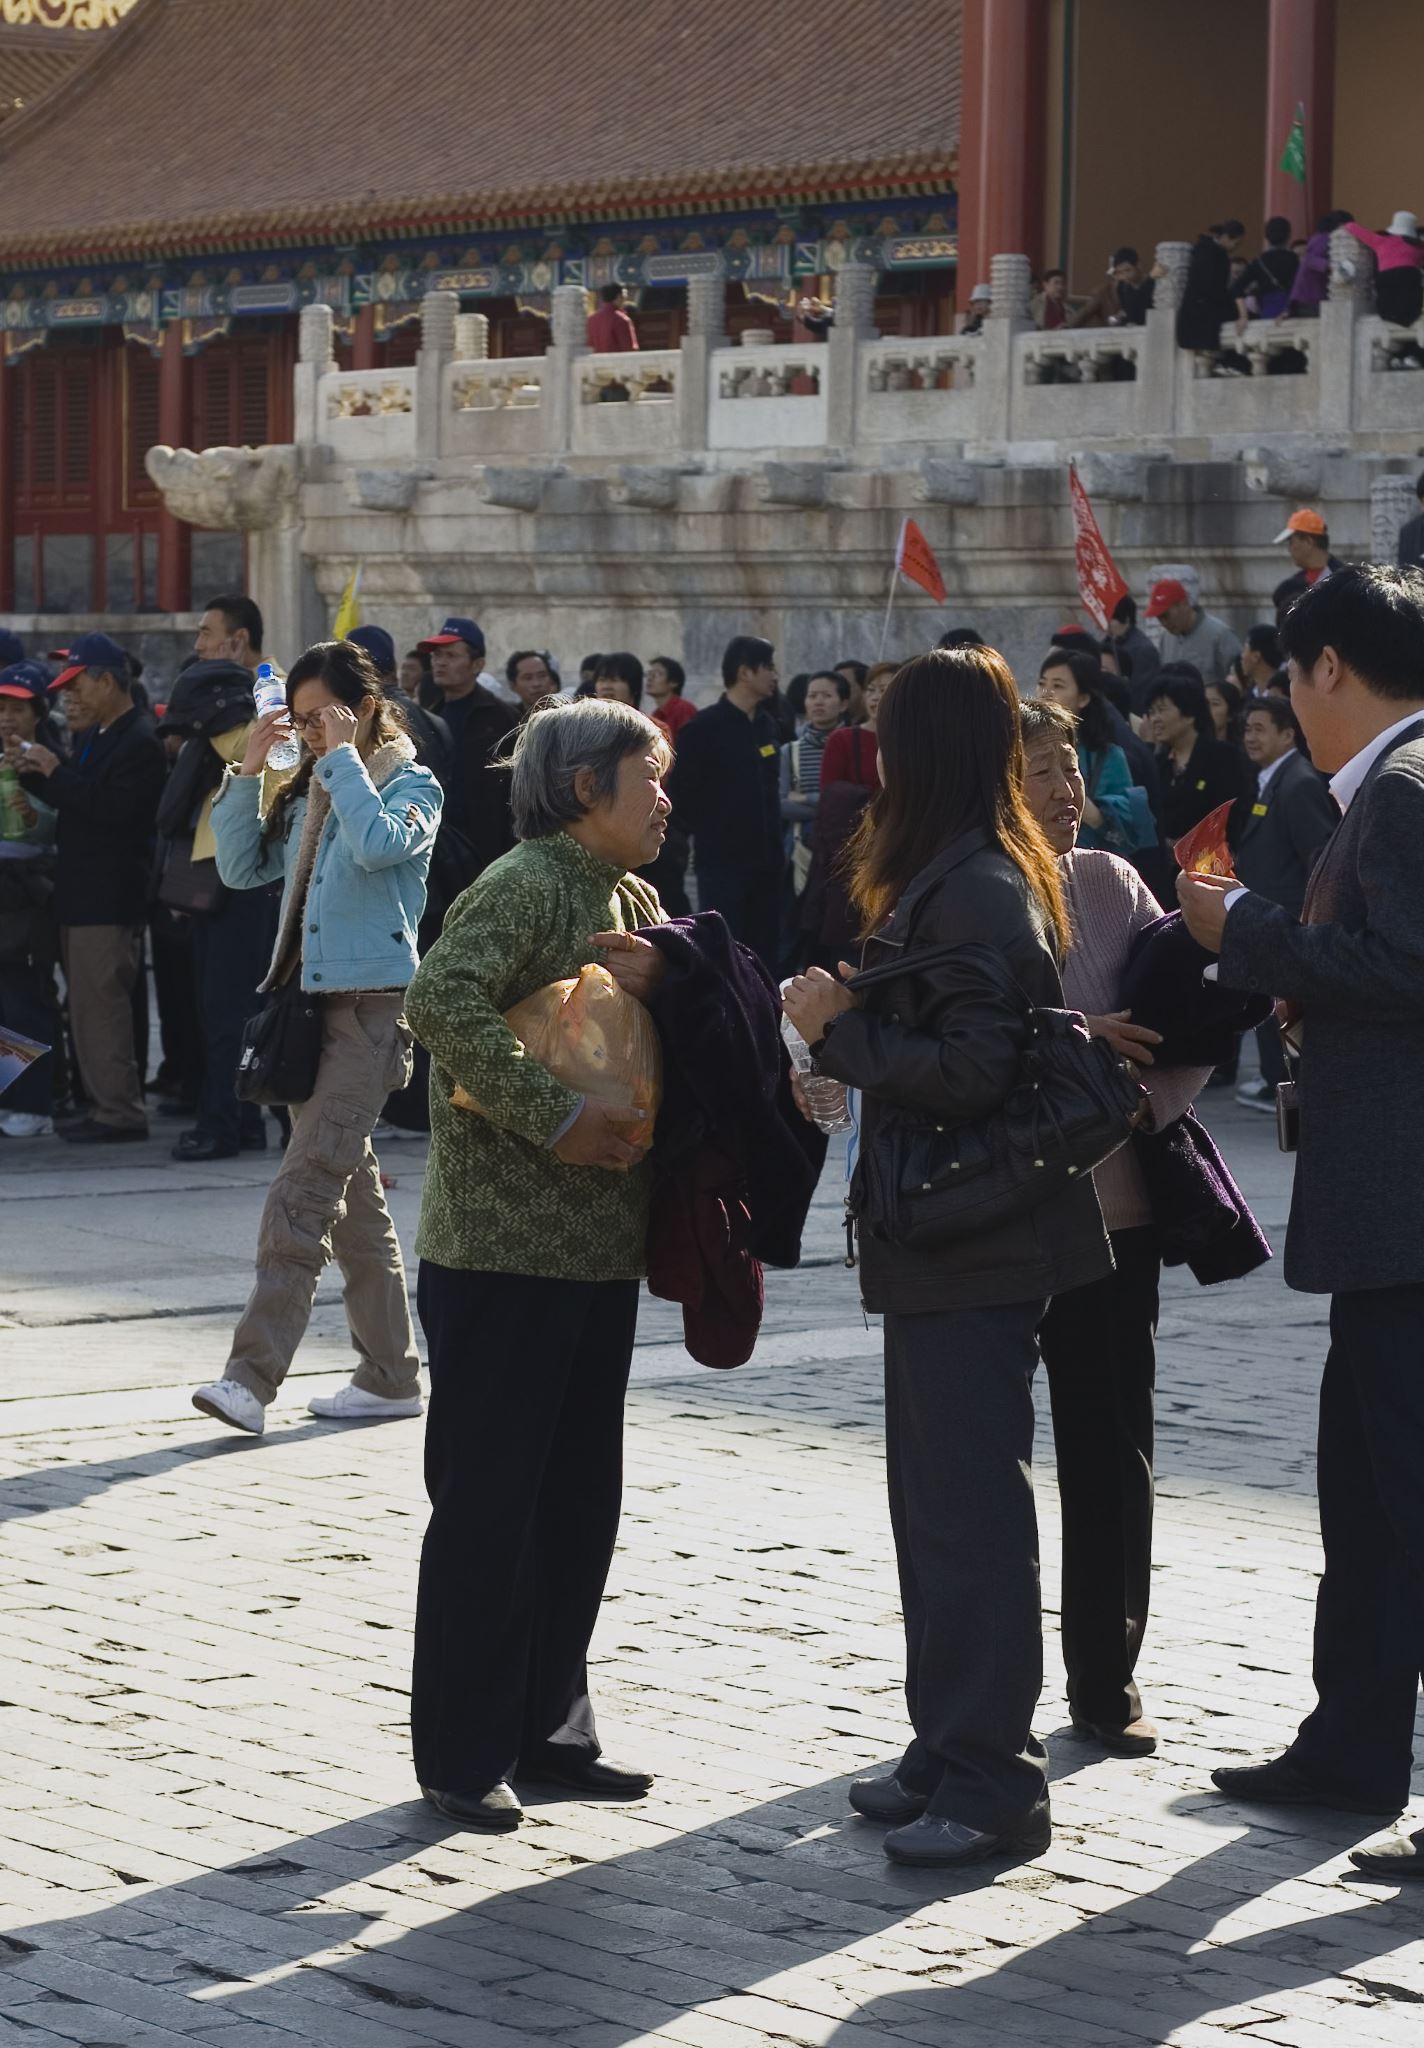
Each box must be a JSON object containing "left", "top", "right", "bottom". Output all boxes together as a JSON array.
[
  {"left": 0, "top": 756, "right": 27, "bottom": 841},
  {"left": 254, "top": 661, "right": 301, "bottom": 771},
  {"left": 779, "top": 980, "right": 853, "bottom": 1134}
]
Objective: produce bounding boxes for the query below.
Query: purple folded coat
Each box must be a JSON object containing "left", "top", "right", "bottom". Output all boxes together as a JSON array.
[
  {"left": 1121, "top": 910, "right": 1273, "bottom": 1068},
  {"left": 1133, "top": 1104, "right": 1272, "bottom": 1286}
]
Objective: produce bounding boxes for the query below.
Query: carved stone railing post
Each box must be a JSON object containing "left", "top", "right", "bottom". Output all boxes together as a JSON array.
[
  {"left": 1140, "top": 240, "right": 1192, "bottom": 441},
  {"left": 826, "top": 258, "right": 877, "bottom": 446},
  {"left": 294, "top": 304, "right": 335, "bottom": 447},
  {"left": 543, "top": 282, "right": 587, "bottom": 456},
  {"left": 1318, "top": 225, "right": 1368, "bottom": 431},
  {"left": 453, "top": 311, "right": 490, "bottom": 361},
  {"left": 415, "top": 288, "right": 457, "bottom": 460},
  {"left": 981, "top": 253, "right": 1032, "bottom": 442},
  {"left": 1370, "top": 474, "right": 1417, "bottom": 564},
  {"left": 680, "top": 271, "right": 725, "bottom": 452}
]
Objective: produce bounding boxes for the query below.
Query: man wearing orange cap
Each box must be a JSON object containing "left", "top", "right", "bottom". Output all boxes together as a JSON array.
[
  {"left": 1143, "top": 579, "right": 1240, "bottom": 685},
  {"left": 1273, "top": 510, "right": 1345, "bottom": 625}
]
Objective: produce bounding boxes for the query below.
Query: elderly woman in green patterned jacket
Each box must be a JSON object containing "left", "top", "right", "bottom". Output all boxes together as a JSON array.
[{"left": 405, "top": 696, "right": 673, "bottom": 1833}]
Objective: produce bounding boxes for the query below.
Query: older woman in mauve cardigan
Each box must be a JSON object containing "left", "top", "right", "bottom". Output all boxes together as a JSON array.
[{"left": 1019, "top": 699, "right": 1214, "bottom": 1761}]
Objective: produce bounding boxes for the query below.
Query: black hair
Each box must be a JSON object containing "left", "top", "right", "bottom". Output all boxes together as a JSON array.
[
  {"left": 506, "top": 648, "right": 558, "bottom": 686},
  {"left": 595, "top": 651, "right": 644, "bottom": 707},
  {"left": 264, "top": 641, "right": 405, "bottom": 840},
  {"left": 783, "top": 672, "right": 809, "bottom": 720},
  {"left": 1098, "top": 670, "right": 1132, "bottom": 720},
  {"left": 1210, "top": 219, "right": 1246, "bottom": 240},
  {"left": 1038, "top": 648, "right": 1115, "bottom": 752},
  {"left": 1279, "top": 563, "right": 1424, "bottom": 702},
  {"left": 1246, "top": 622, "right": 1283, "bottom": 667},
  {"left": 936, "top": 626, "right": 987, "bottom": 650},
  {"left": 1050, "top": 625, "right": 1097, "bottom": 653},
  {"left": 599, "top": 283, "right": 624, "bottom": 304},
  {"left": 807, "top": 669, "right": 852, "bottom": 704},
  {"left": 1317, "top": 209, "right": 1354, "bottom": 235},
  {"left": 1145, "top": 665, "right": 1213, "bottom": 739},
  {"left": 834, "top": 658, "right": 869, "bottom": 688},
  {"left": 1111, "top": 593, "right": 1137, "bottom": 627},
  {"left": 1247, "top": 693, "right": 1300, "bottom": 738},
  {"left": 722, "top": 635, "right": 774, "bottom": 689},
  {"left": 579, "top": 652, "right": 603, "bottom": 675},
  {"left": 1206, "top": 673, "right": 1246, "bottom": 745},
  {"left": 648, "top": 655, "right": 685, "bottom": 694},
  {"left": 1264, "top": 215, "right": 1292, "bottom": 247},
  {"left": 1111, "top": 246, "right": 1139, "bottom": 268},
  {"left": 203, "top": 592, "right": 264, "bottom": 653},
  {"left": 1099, "top": 635, "right": 1135, "bottom": 681},
  {"left": 1041, "top": 268, "right": 1066, "bottom": 284}
]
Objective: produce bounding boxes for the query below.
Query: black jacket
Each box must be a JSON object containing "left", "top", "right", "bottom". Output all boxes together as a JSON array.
[
  {"left": 439, "top": 684, "right": 519, "bottom": 882},
  {"left": 22, "top": 704, "right": 164, "bottom": 926},
  {"left": 1176, "top": 234, "right": 1233, "bottom": 352},
  {"left": 1231, "top": 748, "right": 1336, "bottom": 917},
  {"left": 1272, "top": 556, "right": 1346, "bottom": 626},
  {"left": 665, "top": 695, "right": 784, "bottom": 873},
  {"left": 816, "top": 828, "right": 1110, "bottom": 1313},
  {"left": 1158, "top": 736, "right": 1252, "bottom": 852}
]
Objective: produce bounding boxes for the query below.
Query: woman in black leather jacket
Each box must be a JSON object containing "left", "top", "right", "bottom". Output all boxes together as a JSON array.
[{"left": 784, "top": 647, "right": 1110, "bottom": 1872}]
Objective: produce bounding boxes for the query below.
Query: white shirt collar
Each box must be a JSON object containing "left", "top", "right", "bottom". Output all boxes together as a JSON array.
[
  {"left": 1328, "top": 710, "right": 1424, "bottom": 813},
  {"left": 1254, "top": 748, "right": 1294, "bottom": 794}
]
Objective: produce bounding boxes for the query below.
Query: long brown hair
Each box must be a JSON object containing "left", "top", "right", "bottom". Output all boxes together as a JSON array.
[
  {"left": 847, "top": 646, "right": 1070, "bottom": 955},
  {"left": 262, "top": 639, "right": 408, "bottom": 840}
]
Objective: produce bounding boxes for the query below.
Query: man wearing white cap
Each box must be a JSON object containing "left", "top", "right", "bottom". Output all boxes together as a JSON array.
[
  {"left": 1342, "top": 212, "right": 1423, "bottom": 341},
  {"left": 961, "top": 283, "right": 991, "bottom": 335}
]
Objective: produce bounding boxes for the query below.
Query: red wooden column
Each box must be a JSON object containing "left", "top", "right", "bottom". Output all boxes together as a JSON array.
[
  {"left": 155, "top": 320, "right": 191, "bottom": 616},
  {"left": 351, "top": 303, "right": 378, "bottom": 370},
  {"left": 955, "top": 0, "right": 1047, "bottom": 308},
  {"left": 0, "top": 355, "right": 12, "bottom": 613},
  {"left": 1264, "top": 0, "right": 1335, "bottom": 239}
]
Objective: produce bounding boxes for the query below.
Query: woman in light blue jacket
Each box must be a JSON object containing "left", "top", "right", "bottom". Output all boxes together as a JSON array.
[{"left": 192, "top": 640, "right": 442, "bottom": 1439}]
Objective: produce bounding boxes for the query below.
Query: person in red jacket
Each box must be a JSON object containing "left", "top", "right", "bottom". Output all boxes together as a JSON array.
[{"left": 586, "top": 283, "right": 639, "bottom": 352}]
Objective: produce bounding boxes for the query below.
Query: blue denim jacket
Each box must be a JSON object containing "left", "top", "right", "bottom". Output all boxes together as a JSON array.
[{"left": 210, "top": 737, "right": 441, "bottom": 993}]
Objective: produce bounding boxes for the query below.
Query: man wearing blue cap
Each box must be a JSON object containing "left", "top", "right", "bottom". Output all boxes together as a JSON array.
[
  {"left": 19, "top": 633, "right": 163, "bottom": 1142},
  {"left": 418, "top": 617, "right": 519, "bottom": 881}
]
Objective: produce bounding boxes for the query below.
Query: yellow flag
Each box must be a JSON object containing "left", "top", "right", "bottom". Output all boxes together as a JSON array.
[{"left": 332, "top": 565, "right": 362, "bottom": 640}]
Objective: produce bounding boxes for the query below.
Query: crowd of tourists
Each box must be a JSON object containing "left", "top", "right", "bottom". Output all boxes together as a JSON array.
[{"left": 4, "top": 541, "right": 1424, "bottom": 1885}]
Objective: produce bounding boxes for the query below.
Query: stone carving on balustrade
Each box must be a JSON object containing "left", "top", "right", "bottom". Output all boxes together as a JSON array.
[
  {"left": 453, "top": 313, "right": 490, "bottom": 361},
  {"left": 755, "top": 462, "right": 841, "bottom": 508},
  {"left": 718, "top": 358, "right": 821, "bottom": 399},
  {"left": 686, "top": 274, "right": 725, "bottom": 343},
  {"left": 1329, "top": 224, "right": 1372, "bottom": 307},
  {"left": 551, "top": 283, "right": 588, "bottom": 352},
  {"left": 606, "top": 466, "right": 695, "bottom": 510},
  {"left": 144, "top": 443, "right": 299, "bottom": 532},
  {"left": 327, "top": 378, "right": 414, "bottom": 418},
  {"left": 1370, "top": 474, "right": 1419, "bottom": 563},
  {"left": 1151, "top": 242, "right": 1193, "bottom": 314},
  {"left": 832, "top": 261, "right": 878, "bottom": 337},
  {"left": 299, "top": 303, "right": 336, "bottom": 373},
  {"left": 1070, "top": 451, "right": 1156, "bottom": 502},
  {"left": 579, "top": 361, "right": 677, "bottom": 405},
  {"left": 478, "top": 465, "right": 565, "bottom": 511},
  {"left": 867, "top": 346, "right": 977, "bottom": 393},
  {"left": 989, "top": 253, "right": 1032, "bottom": 322},
  {"left": 420, "top": 288, "right": 458, "bottom": 355},
  {"left": 1242, "top": 438, "right": 1343, "bottom": 499},
  {"left": 1022, "top": 333, "right": 1139, "bottom": 384},
  {"left": 345, "top": 466, "right": 435, "bottom": 513},
  {"left": 451, "top": 367, "right": 543, "bottom": 411}
]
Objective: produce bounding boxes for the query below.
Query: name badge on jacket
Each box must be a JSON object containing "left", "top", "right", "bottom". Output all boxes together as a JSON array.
[
  {"left": 1251, "top": 801, "right": 1269, "bottom": 817},
  {"left": 759, "top": 743, "right": 777, "bottom": 759}
]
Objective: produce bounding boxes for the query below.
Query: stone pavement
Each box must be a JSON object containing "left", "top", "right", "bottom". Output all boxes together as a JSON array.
[{"left": 0, "top": 1098, "right": 1422, "bottom": 2048}]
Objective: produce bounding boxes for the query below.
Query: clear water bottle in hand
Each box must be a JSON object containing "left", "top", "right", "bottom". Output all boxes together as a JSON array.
[
  {"left": 779, "top": 981, "right": 853, "bottom": 1134},
  {"left": 254, "top": 661, "right": 301, "bottom": 772}
]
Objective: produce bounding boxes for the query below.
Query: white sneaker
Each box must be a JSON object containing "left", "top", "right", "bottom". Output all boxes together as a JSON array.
[
  {"left": 0, "top": 1112, "right": 54, "bottom": 1138},
  {"left": 370, "top": 1119, "right": 420, "bottom": 1143},
  {"left": 192, "top": 1380, "right": 266, "bottom": 1435},
  {"left": 307, "top": 1381, "right": 423, "bottom": 1422}
]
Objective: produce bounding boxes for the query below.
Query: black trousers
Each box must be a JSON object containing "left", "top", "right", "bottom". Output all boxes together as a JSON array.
[
  {"left": 693, "top": 859, "right": 783, "bottom": 971},
  {"left": 1290, "top": 1284, "right": 1424, "bottom": 1811},
  {"left": 149, "top": 909, "right": 202, "bottom": 1101},
  {"left": 0, "top": 955, "right": 60, "bottom": 1115},
  {"left": 195, "top": 885, "right": 278, "bottom": 1147},
  {"left": 411, "top": 1263, "right": 640, "bottom": 1795},
  {"left": 1040, "top": 1227, "right": 1161, "bottom": 1730},
  {"left": 883, "top": 1296, "right": 1050, "bottom": 1831}
]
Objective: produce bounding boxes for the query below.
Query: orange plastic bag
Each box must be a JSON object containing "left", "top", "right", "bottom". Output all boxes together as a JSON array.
[
  {"left": 453, "top": 962, "right": 662, "bottom": 1155},
  {"left": 1173, "top": 800, "right": 1237, "bottom": 879}
]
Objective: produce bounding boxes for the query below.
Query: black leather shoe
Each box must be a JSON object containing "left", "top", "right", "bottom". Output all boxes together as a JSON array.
[
  {"left": 1210, "top": 1755, "right": 1399, "bottom": 1817},
  {"left": 60, "top": 1118, "right": 147, "bottom": 1145},
  {"left": 884, "top": 1807, "right": 1051, "bottom": 1868},
  {"left": 1349, "top": 1828, "right": 1424, "bottom": 1880},
  {"left": 517, "top": 1755, "right": 653, "bottom": 1797},
  {"left": 240, "top": 1125, "right": 268, "bottom": 1152},
  {"left": 848, "top": 1774, "right": 931, "bottom": 1824},
  {"left": 420, "top": 1781, "right": 522, "bottom": 1832},
  {"left": 1071, "top": 1715, "right": 1159, "bottom": 1756},
  {"left": 171, "top": 1131, "right": 240, "bottom": 1162}
]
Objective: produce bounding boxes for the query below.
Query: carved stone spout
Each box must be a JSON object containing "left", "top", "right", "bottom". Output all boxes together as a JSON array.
[{"left": 145, "top": 443, "right": 300, "bottom": 532}]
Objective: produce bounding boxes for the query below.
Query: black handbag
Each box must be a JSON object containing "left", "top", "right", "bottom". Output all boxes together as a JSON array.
[
  {"left": 846, "top": 940, "right": 1146, "bottom": 1251},
  {"left": 234, "top": 978, "right": 324, "bottom": 1106},
  {"left": 153, "top": 835, "right": 226, "bottom": 917}
]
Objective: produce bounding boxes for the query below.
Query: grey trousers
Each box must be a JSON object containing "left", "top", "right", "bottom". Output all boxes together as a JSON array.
[
  {"left": 224, "top": 991, "right": 420, "bottom": 1405},
  {"left": 883, "top": 1296, "right": 1051, "bottom": 1831},
  {"left": 60, "top": 923, "right": 146, "bottom": 1130}
]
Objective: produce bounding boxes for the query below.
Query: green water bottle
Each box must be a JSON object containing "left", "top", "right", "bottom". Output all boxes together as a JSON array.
[{"left": 0, "top": 756, "right": 28, "bottom": 841}]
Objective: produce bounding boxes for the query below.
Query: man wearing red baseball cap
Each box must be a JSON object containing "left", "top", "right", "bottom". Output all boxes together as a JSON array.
[
  {"left": 17, "top": 633, "right": 163, "bottom": 1142},
  {"left": 1272, "top": 509, "right": 1345, "bottom": 625},
  {"left": 1144, "top": 578, "right": 1240, "bottom": 685}
]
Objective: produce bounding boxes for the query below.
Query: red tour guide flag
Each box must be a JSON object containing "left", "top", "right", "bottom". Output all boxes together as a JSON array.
[
  {"left": 895, "top": 517, "right": 946, "bottom": 603},
  {"left": 1068, "top": 463, "right": 1130, "bottom": 632}
]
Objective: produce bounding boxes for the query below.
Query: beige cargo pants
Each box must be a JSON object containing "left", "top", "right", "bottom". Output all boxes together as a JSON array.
[{"left": 223, "top": 991, "right": 421, "bottom": 1406}]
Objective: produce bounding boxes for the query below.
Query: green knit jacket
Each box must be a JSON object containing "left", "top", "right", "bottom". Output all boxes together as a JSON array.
[{"left": 406, "top": 829, "right": 662, "bottom": 1280}]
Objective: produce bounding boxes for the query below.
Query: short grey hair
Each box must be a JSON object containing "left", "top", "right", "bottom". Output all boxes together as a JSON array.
[{"left": 507, "top": 697, "right": 674, "bottom": 840}]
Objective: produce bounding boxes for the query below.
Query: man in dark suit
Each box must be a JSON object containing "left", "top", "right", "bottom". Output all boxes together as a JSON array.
[
  {"left": 1397, "top": 470, "right": 1424, "bottom": 575},
  {"left": 1178, "top": 566, "right": 1424, "bottom": 1881},
  {"left": 1231, "top": 694, "right": 1337, "bottom": 1110}
]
